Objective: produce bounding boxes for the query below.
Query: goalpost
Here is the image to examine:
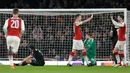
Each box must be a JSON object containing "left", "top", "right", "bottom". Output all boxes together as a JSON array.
[{"left": 0, "top": 9, "right": 128, "bottom": 66}]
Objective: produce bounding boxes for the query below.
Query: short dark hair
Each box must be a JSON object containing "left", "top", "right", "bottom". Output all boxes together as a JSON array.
[
  {"left": 13, "top": 8, "right": 19, "bottom": 14},
  {"left": 75, "top": 14, "right": 81, "bottom": 18},
  {"left": 86, "top": 33, "right": 91, "bottom": 36},
  {"left": 118, "top": 14, "right": 124, "bottom": 20},
  {"left": 87, "top": 32, "right": 94, "bottom": 37},
  {"left": 29, "top": 45, "right": 35, "bottom": 50}
]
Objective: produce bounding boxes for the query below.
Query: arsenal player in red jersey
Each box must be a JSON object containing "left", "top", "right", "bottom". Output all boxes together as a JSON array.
[
  {"left": 3, "top": 8, "right": 25, "bottom": 69},
  {"left": 67, "top": 14, "right": 93, "bottom": 66},
  {"left": 111, "top": 14, "right": 126, "bottom": 67}
]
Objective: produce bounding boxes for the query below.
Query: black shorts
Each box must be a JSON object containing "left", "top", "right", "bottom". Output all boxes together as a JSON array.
[{"left": 30, "top": 58, "right": 45, "bottom": 66}]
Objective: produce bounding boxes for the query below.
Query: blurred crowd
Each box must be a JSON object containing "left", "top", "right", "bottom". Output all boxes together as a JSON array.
[{"left": 0, "top": 0, "right": 127, "bottom": 9}]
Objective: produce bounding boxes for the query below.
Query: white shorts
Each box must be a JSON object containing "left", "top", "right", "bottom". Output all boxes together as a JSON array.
[
  {"left": 6, "top": 36, "right": 20, "bottom": 53},
  {"left": 114, "top": 41, "right": 125, "bottom": 51},
  {"left": 72, "top": 40, "right": 84, "bottom": 50}
]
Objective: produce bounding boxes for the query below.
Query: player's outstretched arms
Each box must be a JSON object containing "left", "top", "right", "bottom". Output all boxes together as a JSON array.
[
  {"left": 110, "top": 16, "right": 124, "bottom": 27},
  {"left": 75, "top": 14, "right": 93, "bottom": 26},
  {"left": 82, "top": 14, "right": 93, "bottom": 24}
]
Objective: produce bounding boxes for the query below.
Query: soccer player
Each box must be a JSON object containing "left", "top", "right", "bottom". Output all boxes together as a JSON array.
[
  {"left": 67, "top": 14, "right": 93, "bottom": 66},
  {"left": 110, "top": 25, "right": 118, "bottom": 65},
  {"left": 111, "top": 14, "right": 126, "bottom": 67},
  {"left": 82, "top": 33, "right": 96, "bottom": 66},
  {"left": 15, "top": 45, "right": 45, "bottom": 66},
  {"left": 3, "top": 8, "right": 25, "bottom": 69}
]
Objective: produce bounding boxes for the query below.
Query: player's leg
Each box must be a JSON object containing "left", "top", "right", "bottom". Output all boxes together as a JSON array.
[
  {"left": 6, "top": 36, "right": 14, "bottom": 69},
  {"left": 29, "top": 58, "right": 42, "bottom": 66},
  {"left": 112, "top": 52, "right": 117, "bottom": 65},
  {"left": 30, "top": 56, "right": 45, "bottom": 66},
  {"left": 119, "top": 41, "right": 126, "bottom": 67},
  {"left": 87, "top": 53, "right": 96, "bottom": 66},
  {"left": 112, "top": 43, "right": 117, "bottom": 65},
  {"left": 79, "top": 51, "right": 84, "bottom": 65},
  {"left": 79, "top": 40, "right": 89, "bottom": 66},
  {"left": 67, "top": 40, "right": 77, "bottom": 66},
  {"left": 113, "top": 41, "right": 121, "bottom": 67},
  {"left": 30, "top": 58, "right": 44, "bottom": 66},
  {"left": 81, "top": 57, "right": 85, "bottom": 65},
  {"left": 15, "top": 60, "right": 28, "bottom": 66},
  {"left": 10, "top": 37, "right": 20, "bottom": 69},
  {"left": 67, "top": 49, "right": 76, "bottom": 66},
  {"left": 80, "top": 51, "right": 85, "bottom": 65},
  {"left": 12, "top": 37, "right": 20, "bottom": 54},
  {"left": 81, "top": 49, "right": 89, "bottom": 66},
  {"left": 15, "top": 56, "right": 31, "bottom": 66}
]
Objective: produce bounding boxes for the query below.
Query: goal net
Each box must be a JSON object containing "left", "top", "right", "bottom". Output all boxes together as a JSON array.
[{"left": 0, "top": 9, "right": 128, "bottom": 65}]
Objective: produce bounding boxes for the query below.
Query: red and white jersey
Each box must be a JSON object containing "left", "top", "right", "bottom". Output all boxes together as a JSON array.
[
  {"left": 117, "top": 23, "right": 126, "bottom": 41},
  {"left": 3, "top": 17, "right": 25, "bottom": 38},
  {"left": 73, "top": 21, "right": 83, "bottom": 40}
]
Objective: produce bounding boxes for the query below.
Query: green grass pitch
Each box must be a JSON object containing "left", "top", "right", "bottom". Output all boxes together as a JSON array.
[{"left": 0, "top": 65, "right": 129, "bottom": 73}]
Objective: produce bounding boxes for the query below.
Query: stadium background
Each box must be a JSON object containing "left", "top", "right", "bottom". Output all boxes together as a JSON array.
[
  {"left": 0, "top": 0, "right": 129, "bottom": 62},
  {"left": 0, "top": 0, "right": 127, "bottom": 9}
]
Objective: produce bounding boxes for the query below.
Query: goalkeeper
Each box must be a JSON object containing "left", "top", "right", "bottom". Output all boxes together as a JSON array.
[{"left": 82, "top": 33, "right": 96, "bottom": 66}]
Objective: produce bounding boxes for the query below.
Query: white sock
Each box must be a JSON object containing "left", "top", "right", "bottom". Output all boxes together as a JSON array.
[
  {"left": 115, "top": 55, "right": 120, "bottom": 64},
  {"left": 68, "top": 55, "right": 73, "bottom": 64},
  {"left": 121, "top": 57, "right": 125, "bottom": 65},
  {"left": 83, "top": 56, "right": 89, "bottom": 64},
  {"left": 8, "top": 55, "right": 13, "bottom": 66}
]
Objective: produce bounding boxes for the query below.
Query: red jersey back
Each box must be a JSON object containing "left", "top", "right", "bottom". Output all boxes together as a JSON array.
[
  {"left": 7, "top": 17, "right": 22, "bottom": 38},
  {"left": 118, "top": 23, "right": 126, "bottom": 41},
  {"left": 73, "top": 22, "right": 82, "bottom": 40}
]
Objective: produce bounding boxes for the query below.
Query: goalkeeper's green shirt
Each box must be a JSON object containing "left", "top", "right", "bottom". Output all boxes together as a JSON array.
[{"left": 84, "top": 38, "right": 96, "bottom": 56}]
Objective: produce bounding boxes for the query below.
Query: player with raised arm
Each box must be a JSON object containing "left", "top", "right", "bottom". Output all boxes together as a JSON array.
[
  {"left": 67, "top": 14, "right": 93, "bottom": 66},
  {"left": 3, "top": 8, "right": 25, "bottom": 69},
  {"left": 111, "top": 14, "right": 126, "bottom": 67}
]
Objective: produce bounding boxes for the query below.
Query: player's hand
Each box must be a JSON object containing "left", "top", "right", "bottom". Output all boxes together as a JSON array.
[
  {"left": 90, "top": 14, "right": 93, "bottom": 19},
  {"left": 110, "top": 16, "right": 113, "bottom": 20},
  {"left": 4, "top": 35, "right": 6, "bottom": 38}
]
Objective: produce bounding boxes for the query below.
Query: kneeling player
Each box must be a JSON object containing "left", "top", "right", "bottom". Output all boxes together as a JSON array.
[
  {"left": 15, "top": 45, "right": 45, "bottom": 66},
  {"left": 111, "top": 15, "right": 126, "bottom": 67},
  {"left": 82, "top": 33, "right": 96, "bottom": 66}
]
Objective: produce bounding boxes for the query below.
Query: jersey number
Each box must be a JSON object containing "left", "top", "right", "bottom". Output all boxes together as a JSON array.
[{"left": 11, "top": 20, "right": 19, "bottom": 28}]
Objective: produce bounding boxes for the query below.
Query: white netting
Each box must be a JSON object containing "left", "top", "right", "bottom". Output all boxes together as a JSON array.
[
  {"left": 0, "top": 9, "right": 128, "bottom": 61},
  {"left": 127, "top": 11, "right": 130, "bottom": 63}
]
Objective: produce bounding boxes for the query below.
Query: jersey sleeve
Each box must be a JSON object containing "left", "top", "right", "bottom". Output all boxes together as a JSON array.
[
  {"left": 3, "top": 19, "right": 8, "bottom": 35},
  {"left": 84, "top": 39, "right": 87, "bottom": 44},
  {"left": 112, "top": 19, "right": 124, "bottom": 27},
  {"left": 75, "top": 21, "right": 83, "bottom": 26},
  {"left": 21, "top": 20, "right": 25, "bottom": 34}
]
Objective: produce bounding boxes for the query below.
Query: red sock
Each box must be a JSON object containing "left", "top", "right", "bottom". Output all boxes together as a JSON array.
[
  {"left": 120, "top": 54, "right": 124, "bottom": 58},
  {"left": 114, "top": 52, "right": 118, "bottom": 55},
  {"left": 82, "top": 52, "right": 86, "bottom": 56},
  {"left": 70, "top": 52, "right": 75, "bottom": 56}
]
